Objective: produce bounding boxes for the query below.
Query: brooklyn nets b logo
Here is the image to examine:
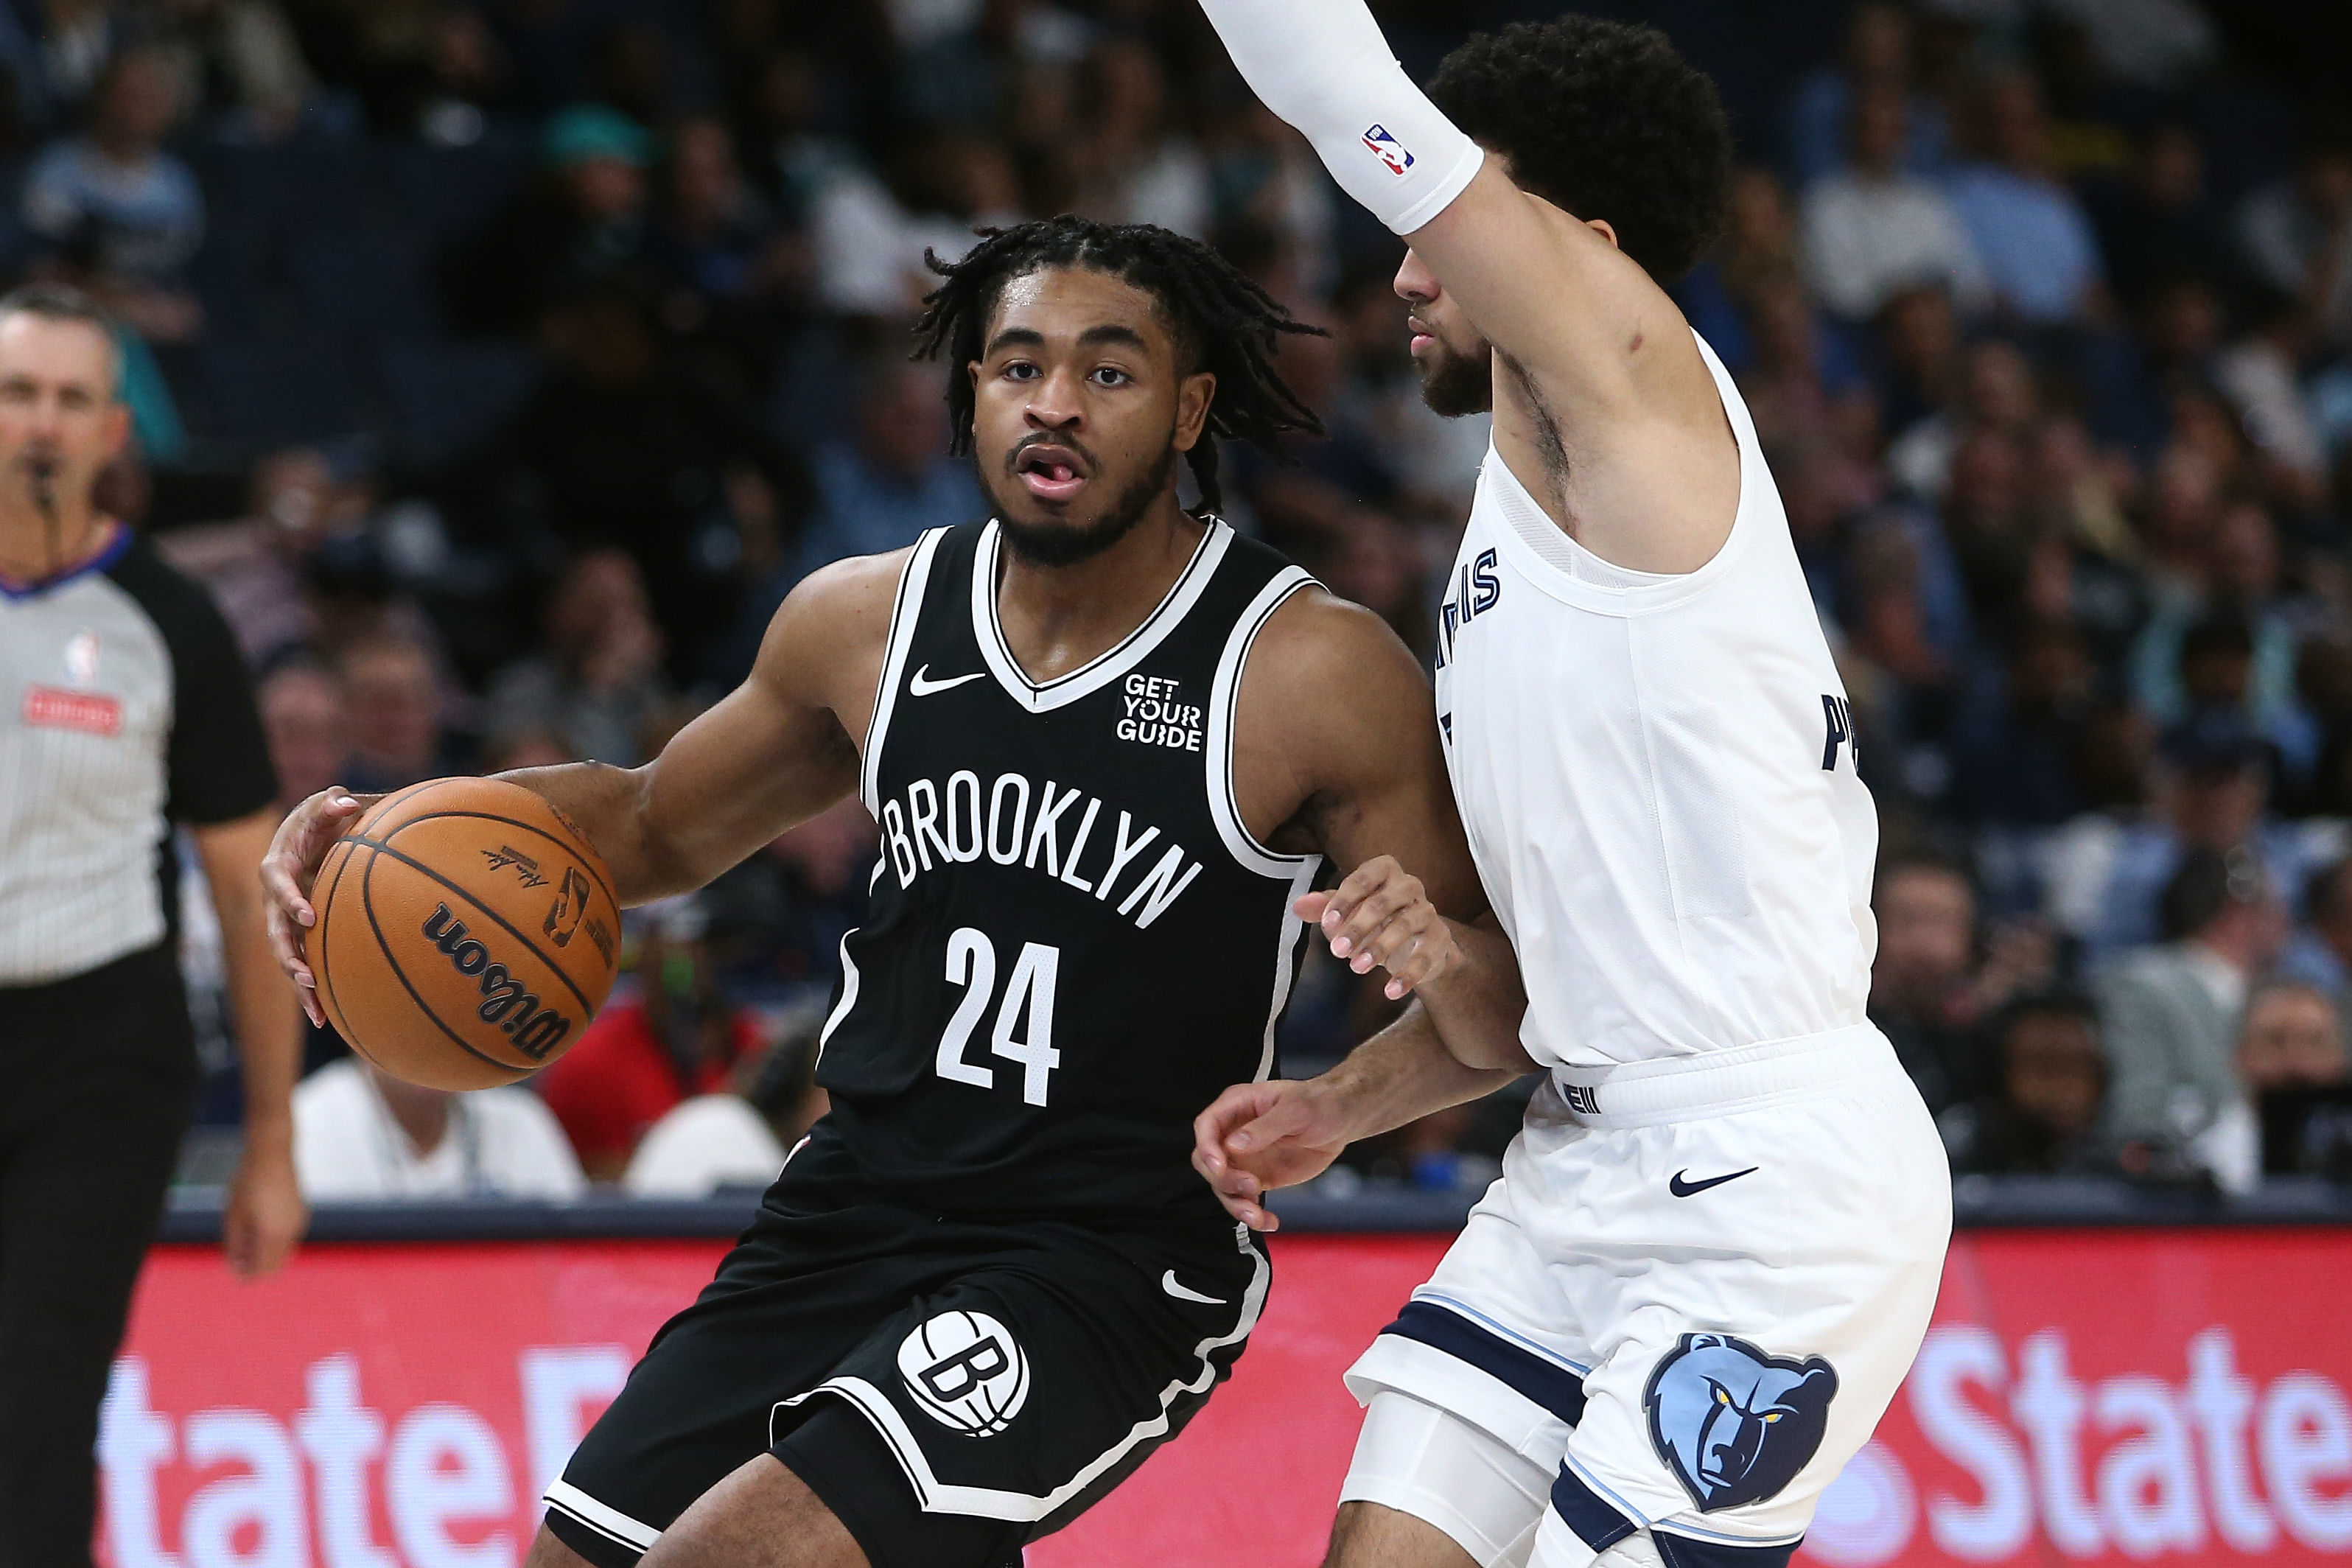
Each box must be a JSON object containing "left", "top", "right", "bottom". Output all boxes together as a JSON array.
[{"left": 897, "top": 1312, "right": 1030, "bottom": 1437}]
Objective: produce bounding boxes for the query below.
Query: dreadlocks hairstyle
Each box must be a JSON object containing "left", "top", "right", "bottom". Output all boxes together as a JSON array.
[{"left": 912, "top": 217, "right": 1326, "bottom": 516}]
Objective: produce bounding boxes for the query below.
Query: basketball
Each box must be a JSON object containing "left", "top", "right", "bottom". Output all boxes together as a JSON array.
[{"left": 304, "top": 777, "right": 623, "bottom": 1091}]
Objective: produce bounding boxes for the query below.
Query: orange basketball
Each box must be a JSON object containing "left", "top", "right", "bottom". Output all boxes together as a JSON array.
[{"left": 305, "top": 777, "right": 623, "bottom": 1090}]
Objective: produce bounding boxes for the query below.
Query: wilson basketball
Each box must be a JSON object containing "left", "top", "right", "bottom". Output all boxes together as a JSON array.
[{"left": 305, "top": 777, "right": 622, "bottom": 1091}]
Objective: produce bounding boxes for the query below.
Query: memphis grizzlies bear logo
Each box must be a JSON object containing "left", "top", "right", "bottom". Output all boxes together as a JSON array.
[{"left": 1644, "top": 1334, "right": 1838, "bottom": 1512}]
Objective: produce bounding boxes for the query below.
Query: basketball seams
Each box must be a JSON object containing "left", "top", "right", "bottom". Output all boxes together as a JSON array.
[
  {"left": 311, "top": 837, "right": 375, "bottom": 1064},
  {"left": 372, "top": 807, "right": 621, "bottom": 916},
  {"left": 358, "top": 845, "right": 531, "bottom": 1082},
  {"left": 345, "top": 834, "right": 600, "bottom": 1019}
]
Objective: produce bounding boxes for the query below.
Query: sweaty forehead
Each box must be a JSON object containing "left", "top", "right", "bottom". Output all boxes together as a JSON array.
[{"left": 987, "top": 265, "right": 1181, "bottom": 360}]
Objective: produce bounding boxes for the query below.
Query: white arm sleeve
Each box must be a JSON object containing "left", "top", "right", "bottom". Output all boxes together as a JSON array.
[{"left": 1195, "top": 0, "right": 1483, "bottom": 236}]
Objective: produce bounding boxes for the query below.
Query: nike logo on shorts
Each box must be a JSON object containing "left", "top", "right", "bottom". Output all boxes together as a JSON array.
[
  {"left": 1670, "top": 1166, "right": 1757, "bottom": 1197},
  {"left": 1161, "top": 1270, "right": 1224, "bottom": 1305},
  {"left": 909, "top": 665, "right": 986, "bottom": 696}
]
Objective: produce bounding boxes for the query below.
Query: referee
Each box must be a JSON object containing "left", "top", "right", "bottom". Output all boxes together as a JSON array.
[{"left": 0, "top": 285, "right": 306, "bottom": 1568}]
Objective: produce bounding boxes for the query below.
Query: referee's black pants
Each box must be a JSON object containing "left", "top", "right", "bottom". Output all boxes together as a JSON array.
[{"left": 0, "top": 945, "right": 195, "bottom": 1568}]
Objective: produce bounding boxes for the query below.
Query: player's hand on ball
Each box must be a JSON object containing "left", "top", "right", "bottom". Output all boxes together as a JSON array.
[
  {"left": 1298, "top": 855, "right": 1462, "bottom": 1001},
  {"left": 259, "top": 787, "right": 377, "bottom": 1025},
  {"left": 1193, "top": 1079, "right": 1354, "bottom": 1232}
]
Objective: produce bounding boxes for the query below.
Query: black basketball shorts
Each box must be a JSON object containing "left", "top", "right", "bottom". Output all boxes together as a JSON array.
[{"left": 544, "top": 1166, "right": 1267, "bottom": 1568}]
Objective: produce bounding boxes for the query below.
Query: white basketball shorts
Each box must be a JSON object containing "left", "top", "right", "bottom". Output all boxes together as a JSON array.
[{"left": 1341, "top": 1024, "right": 1951, "bottom": 1568}]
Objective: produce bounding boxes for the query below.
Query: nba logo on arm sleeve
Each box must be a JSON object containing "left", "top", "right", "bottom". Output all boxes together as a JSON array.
[
  {"left": 1363, "top": 125, "right": 1415, "bottom": 175},
  {"left": 1645, "top": 1334, "right": 1838, "bottom": 1513}
]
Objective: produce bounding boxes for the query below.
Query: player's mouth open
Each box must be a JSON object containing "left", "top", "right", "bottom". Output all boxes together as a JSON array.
[{"left": 1015, "top": 445, "right": 1090, "bottom": 502}]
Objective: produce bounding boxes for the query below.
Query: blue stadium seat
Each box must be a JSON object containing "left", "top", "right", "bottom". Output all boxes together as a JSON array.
[
  {"left": 192, "top": 332, "right": 360, "bottom": 451},
  {"left": 382, "top": 132, "right": 533, "bottom": 250},
  {"left": 374, "top": 337, "right": 541, "bottom": 465},
  {"left": 287, "top": 228, "right": 440, "bottom": 340}
]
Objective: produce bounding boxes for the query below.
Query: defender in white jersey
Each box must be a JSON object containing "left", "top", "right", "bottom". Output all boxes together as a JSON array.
[{"left": 1187, "top": 12, "right": 1951, "bottom": 1568}]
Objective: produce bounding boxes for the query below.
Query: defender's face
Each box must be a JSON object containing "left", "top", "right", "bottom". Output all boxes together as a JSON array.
[
  {"left": 1393, "top": 247, "right": 1493, "bottom": 418},
  {"left": 0, "top": 315, "right": 127, "bottom": 511},
  {"left": 969, "top": 266, "right": 1212, "bottom": 561}
]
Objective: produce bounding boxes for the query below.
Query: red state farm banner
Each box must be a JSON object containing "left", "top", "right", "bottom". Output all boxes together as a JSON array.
[{"left": 105, "top": 1228, "right": 2352, "bottom": 1568}]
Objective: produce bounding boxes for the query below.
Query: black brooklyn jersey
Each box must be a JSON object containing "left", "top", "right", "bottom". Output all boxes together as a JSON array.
[{"left": 813, "top": 518, "right": 1322, "bottom": 1224}]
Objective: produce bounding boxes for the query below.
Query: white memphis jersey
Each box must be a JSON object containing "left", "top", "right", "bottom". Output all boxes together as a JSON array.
[{"left": 1432, "top": 330, "right": 1879, "bottom": 1071}]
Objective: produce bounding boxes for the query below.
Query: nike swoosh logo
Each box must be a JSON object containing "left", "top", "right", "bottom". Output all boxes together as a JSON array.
[
  {"left": 1669, "top": 1166, "right": 1758, "bottom": 1197},
  {"left": 908, "top": 665, "right": 986, "bottom": 697},
  {"left": 1161, "top": 1270, "right": 1225, "bottom": 1305}
]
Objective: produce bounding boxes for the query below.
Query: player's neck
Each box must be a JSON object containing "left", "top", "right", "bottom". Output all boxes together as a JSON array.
[
  {"left": 0, "top": 494, "right": 110, "bottom": 585},
  {"left": 995, "top": 495, "right": 1203, "bottom": 684}
]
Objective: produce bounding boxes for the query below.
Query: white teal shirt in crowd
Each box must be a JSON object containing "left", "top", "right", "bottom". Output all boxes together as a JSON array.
[
  {"left": 23, "top": 136, "right": 204, "bottom": 280},
  {"left": 623, "top": 1095, "right": 788, "bottom": 1197},
  {"left": 1799, "top": 167, "right": 1989, "bottom": 321},
  {"left": 293, "top": 1060, "right": 588, "bottom": 1201}
]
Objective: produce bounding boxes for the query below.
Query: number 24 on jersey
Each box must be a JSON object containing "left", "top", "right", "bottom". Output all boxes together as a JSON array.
[{"left": 934, "top": 927, "right": 1062, "bottom": 1105}]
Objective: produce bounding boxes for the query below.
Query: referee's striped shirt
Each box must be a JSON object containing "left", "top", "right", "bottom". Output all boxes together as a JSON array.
[{"left": 0, "top": 525, "right": 276, "bottom": 986}]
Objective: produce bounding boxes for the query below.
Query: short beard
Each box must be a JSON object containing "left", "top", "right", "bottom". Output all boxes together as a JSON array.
[
  {"left": 991, "top": 442, "right": 1180, "bottom": 567},
  {"left": 1418, "top": 337, "right": 1495, "bottom": 418}
]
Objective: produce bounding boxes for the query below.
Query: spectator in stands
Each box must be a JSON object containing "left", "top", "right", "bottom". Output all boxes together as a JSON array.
[
  {"left": 1785, "top": 0, "right": 1945, "bottom": 187},
  {"left": 1947, "top": 617, "right": 2093, "bottom": 830},
  {"left": 24, "top": 44, "right": 205, "bottom": 344},
  {"left": 701, "top": 797, "right": 878, "bottom": 1000},
  {"left": 1868, "top": 856, "right": 2053, "bottom": 1114},
  {"left": 485, "top": 547, "right": 673, "bottom": 767},
  {"left": 152, "top": 0, "right": 315, "bottom": 136},
  {"left": 535, "top": 897, "right": 767, "bottom": 1182},
  {"left": 2221, "top": 979, "right": 2352, "bottom": 1186},
  {"left": 1799, "top": 80, "right": 1986, "bottom": 323},
  {"left": 2096, "top": 847, "right": 2286, "bottom": 1161},
  {"left": 2237, "top": 127, "right": 2352, "bottom": 348},
  {"left": 255, "top": 657, "right": 347, "bottom": 813},
  {"left": 1943, "top": 993, "right": 2118, "bottom": 1175},
  {"left": 486, "top": 281, "right": 803, "bottom": 682},
  {"left": 154, "top": 447, "right": 357, "bottom": 667},
  {"left": 1944, "top": 70, "right": 2106, "bottom": 326},
  {"left": 2281, "top": 855, "right": 2352, "bottom": 1004},
  {"left": 2053, "top": 710, "right": 2304, "bottom": 956},
  {"left": 787, "top": 350, "right": 980, "bottom": 578},
  {"left": 449, "top": 103, "right": 651, "bottom": 337},
  {"left": 2085, "top": 123, "right": 2236, "bottom": 313},
  {"left": 645, "top": 115, "right": 795, "bottom": 330},
  {"left": 1065, "top": 39, "right": 1210, "bottom": 238},
  {"left": 622, "top": 1016, "right": 825, "bottom": 1198},
  {"left": 335, "top": 633, "right": 461, "bottom": 792},
  {"left": 293, "top": 1058, "right": 587, "bottom": 1200}
]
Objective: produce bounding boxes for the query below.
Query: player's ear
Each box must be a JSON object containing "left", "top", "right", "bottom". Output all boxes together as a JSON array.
[
  {"left": 1584, "top": 217, "right": 1620, "bottom": 251},
  {"left": 1173, "top": 371, "right": 1214, "bottom": 453},
  {"left": 99, "top": 398, "right": 130, "bottom": 459}
]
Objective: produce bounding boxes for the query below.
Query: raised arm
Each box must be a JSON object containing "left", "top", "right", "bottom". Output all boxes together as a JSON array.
[
  {"left": 261, "top": 550, "right": 903, "bottom": 1018},
  {"left": 1194, "top": 0, "right": 1739, "bottom": 571}
]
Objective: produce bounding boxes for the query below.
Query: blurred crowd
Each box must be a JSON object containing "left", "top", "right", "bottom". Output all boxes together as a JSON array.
[{"left": 52, "top": 0, "right": 2337, "bottom": 1195}]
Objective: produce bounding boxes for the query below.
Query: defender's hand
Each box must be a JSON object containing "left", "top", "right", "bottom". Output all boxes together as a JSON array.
[
  {"left": 259, "top": 788, "right": 375, "bottom": 1024},
  {"left": 1192, "top": 1079, "right": 1357, "bottom": 1232},
  {"left": 1298, "top": 855, "right": 1463, "bottom": 1001}
]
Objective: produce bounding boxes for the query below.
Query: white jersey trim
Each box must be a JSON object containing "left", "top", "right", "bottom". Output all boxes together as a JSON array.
[
  {"left": 1481, "top": 329, "right": 1764, "bottom": 619},
  {"left": 1204, "top": 564, "right": 1319, "bottom": 879},
  {"left": 971, "top": 519, "right": 1231, "bottom": 714},
  {"left": 542, "top": 1480, "right": 662, "bottom": 1552},
  {"left": 860, "top": 528, "right": 949, "bottom": 814},
  {"left": 771, "top": 1239, "right": 1270, "bottom": 1522},
  {"left": 1204, "top": 563, "right": 1323, "bottom": 1079}
]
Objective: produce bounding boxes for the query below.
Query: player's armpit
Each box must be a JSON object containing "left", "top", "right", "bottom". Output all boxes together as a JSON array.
[{"left": 504, "top": 550, "right": 903, "bottom": 906}]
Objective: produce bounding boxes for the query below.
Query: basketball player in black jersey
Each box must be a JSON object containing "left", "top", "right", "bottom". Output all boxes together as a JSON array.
[{"left": 262, "top": 218, "right": 1524, "bottom": 1568}]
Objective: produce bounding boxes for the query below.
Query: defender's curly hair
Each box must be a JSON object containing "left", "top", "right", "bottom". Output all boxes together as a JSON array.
[
  {"left": 913, "top": 217, "right": 1325, "bottom": 514},
  {"left": 1428, "top": 16, "right": 1732, "bottom": 284}
]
